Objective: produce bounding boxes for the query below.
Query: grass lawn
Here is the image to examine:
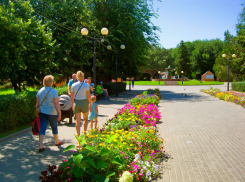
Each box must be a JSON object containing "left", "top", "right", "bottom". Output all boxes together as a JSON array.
[
  {"left": 0, "top": 87, "right": 38, "bottom": 95},
  {"left": 177, "top": 80, "right": 224, "bottom": 85},
  {"left": 124, "top": 81, "right": 164, "bottom": 85}
]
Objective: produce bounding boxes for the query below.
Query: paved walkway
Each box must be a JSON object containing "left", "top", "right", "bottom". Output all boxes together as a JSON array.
[
  {"left": 152, "top": 84, "right": 245, "bottom": 182},
  {"left": 1, "top": 83, "right": 245, "bottom": 182},
  {"left": 0, "top": 90, "right": 142, "bottom": 182}
]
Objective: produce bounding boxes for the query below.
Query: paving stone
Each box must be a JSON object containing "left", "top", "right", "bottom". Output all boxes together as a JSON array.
[{"left": 1, "top": 83, "right": 245, "bottom": 182}]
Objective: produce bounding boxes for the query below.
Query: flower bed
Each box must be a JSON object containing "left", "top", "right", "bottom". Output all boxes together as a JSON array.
[
  {"left": 39, "top": 89, "right": 165, "bottom": 182},
  {"left": 201, "top": 87, "right": 245, "bottom": 108}
]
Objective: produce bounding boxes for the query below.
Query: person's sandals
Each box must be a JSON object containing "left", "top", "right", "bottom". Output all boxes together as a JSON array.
[
  {"left": 39, "top": 148, "right": 45, "bottom": 152},
  {"left": 55, "top": 141, "right": 63, "bottom": 146}
]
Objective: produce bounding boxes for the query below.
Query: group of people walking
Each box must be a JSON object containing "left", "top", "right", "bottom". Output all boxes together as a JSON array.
[{"left": 35, "top": 71, "right": 103, "bottom": 152}]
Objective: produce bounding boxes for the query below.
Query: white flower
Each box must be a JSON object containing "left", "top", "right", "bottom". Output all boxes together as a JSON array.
[
  {"left": 134, "top": 154, "right": 140, "bottom": 161},
  {"left": 119, "top": 171, "right": 133, "bottom": 182},
  {"left": 142, "top": 165, "right": 147, "bottom": 170},
  {"left": 140, "top": 169, "right": 144, "bottom": 174},
  {"left": 139, "top": 160, "right": 143, "bottom": 164},
  {"left": 153, "top": 164, "right": 159, "bottom": 172},
  {"left": 149, "top": 176, "right": 152, "bottom": 181},
  {"left": 145, "top": 161, "right": 150, "bottom": 167},
  {"left": 146, "top": 170, "right": 151, "bottom": 178}
]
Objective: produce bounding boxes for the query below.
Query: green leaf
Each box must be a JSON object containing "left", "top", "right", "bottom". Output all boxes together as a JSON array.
[
  {"left": 86, "top": 157, "right": 96, "bottom": 168},
  {"left": 85, "top": 145, "right": 96, "bottom": 152},
  {"left": 73, "top": 153, "right": 84, "bottom": 166},
  {"left": 100, "top": 148, "right": 111, "bottom": 157},
  {"left": 93, "top": 175, "right": 109, "bottom": 182},
  {"left": 96, "top": 160, "right": 109, "bottom": 169},
  {"left": 106, "top": 171, "right": 116, "bottom": 177},
  {"left": 75, "top": 134, "right": 85, "bottom": 142},
  {"left": 111, "top": 155, "right": 124, "bottom": 165},
  {"left": 63, "top": 145, "right": 76, "bottom": 152},
  {"left": 73, "top": 165, "right": 84, "bottom": 178}
]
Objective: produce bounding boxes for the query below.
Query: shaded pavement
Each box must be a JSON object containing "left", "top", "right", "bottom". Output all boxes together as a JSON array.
[{"left": 1, "top": 83, "right": 245, "bottom": 182}]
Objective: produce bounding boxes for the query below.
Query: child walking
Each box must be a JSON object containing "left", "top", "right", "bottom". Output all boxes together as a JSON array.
[{"left": 88, "top": 96, "right": 98, "bottom": 129}]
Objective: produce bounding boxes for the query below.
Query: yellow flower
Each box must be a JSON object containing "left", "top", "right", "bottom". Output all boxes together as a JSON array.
[
  {"left": 85, "top": 142, "right": 88, "bottom": 145},
  {"left": 111, "top": 144, "right": 114, "bottom": 147},
  {"left": 111, "top": 132, "right": 115, "bottom": 134},
  {"left": 123, "top": 142, "right": 127, "bottom": 145},
  {"left": 90, "top": 141, "right": 92, "bottom": 143},
  {"left": 130, "top": 144, "right": 133, "bottom": 147},
  {"left": 96, "top": 135, "right": 98, "bottom": 137}
]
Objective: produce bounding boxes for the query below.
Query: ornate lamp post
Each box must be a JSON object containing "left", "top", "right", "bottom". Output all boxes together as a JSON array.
[
  {"left": 107, "top": 44, "right": 125, "bottom": 97},
  {"left": 181, "top": 71, "right": 184, "bottom": 85},
  {"left": 222, "top": 54, "right": 236, "bottom": 91},
  {"left": 81, "top": 27, "right": 108, "bottom": 92}
]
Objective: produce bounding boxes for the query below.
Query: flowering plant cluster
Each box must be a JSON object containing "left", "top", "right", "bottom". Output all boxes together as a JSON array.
[
  {"left": 39, "top": 91, "right": 164, "bottom": 182},
  {"left": 130, "top": 89, "right": 160, "bottom": 106},
  {"left": 201, "top": 87, "right": 245, "bottom": 108}
]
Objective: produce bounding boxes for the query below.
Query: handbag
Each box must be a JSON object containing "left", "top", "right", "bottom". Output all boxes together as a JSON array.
[{"left": 35, "top": 88, "right": 52, "bottom": 117}]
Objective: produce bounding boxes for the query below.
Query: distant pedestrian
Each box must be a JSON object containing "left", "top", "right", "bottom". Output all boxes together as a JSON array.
[
  {"left": 87, "top": 77, "right": 94, "bottom": 95},
  {"left": 68, "top": 73, "right": 78, "bottom": 96},
  {"left": 88, "top": 96, "right": 98, "bottom": 129},
  {"left": 35, "top": 75, "right": 62, "bottom": 152},
  {"left": 71, "top": 71, "right": 92, "bottom": 135},
  {"left": 131, "top": 77, "right": 135, "bottom": 88}
]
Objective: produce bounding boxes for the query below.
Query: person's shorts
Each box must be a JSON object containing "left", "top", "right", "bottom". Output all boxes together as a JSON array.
[{"left": 74, "top": 99, "right": 89, "bottom": 113}]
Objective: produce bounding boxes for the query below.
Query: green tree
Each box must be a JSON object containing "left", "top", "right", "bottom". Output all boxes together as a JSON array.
[
  {"left": 175, "top": 40, "right": 191, "bottom": 77},
  {"left": 0, "top": 0, "right": 55, "bottom": 92},
  {"left": 141, "top": 45, "right": 166, "bottom": 79}
]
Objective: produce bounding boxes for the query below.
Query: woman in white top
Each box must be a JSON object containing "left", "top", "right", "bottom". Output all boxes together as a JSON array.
[{"left": 71, "top": 71, "right": 92, "bottom": 135}]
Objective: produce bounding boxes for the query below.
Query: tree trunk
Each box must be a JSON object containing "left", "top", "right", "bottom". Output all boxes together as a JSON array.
[{"left": 11, "top": 80, "right": 21, "bottom": 93}]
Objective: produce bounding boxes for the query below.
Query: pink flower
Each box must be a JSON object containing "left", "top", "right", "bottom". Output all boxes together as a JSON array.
[
  {"left": 67, "top": 167, "right": 70, "bottom": 169},
  {"left": 119, "top": 174, "right": 122, "bottom": 177},
  {"left": 68, "top": 178, "right": 71, "bottom": 181},
  {"left": 64, "top": 159, "right": 68, "bottom": 162},
  {"left": 139, "top": 173, "right": 144, "bottom": 176}
]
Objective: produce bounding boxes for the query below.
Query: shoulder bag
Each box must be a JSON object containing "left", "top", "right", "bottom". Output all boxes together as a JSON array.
[
  {"left": 74, "top": 82, "right": 83, "bottom": 100},
  {"left": 35, "top": 88, "right": 52, "bottom": 117}
]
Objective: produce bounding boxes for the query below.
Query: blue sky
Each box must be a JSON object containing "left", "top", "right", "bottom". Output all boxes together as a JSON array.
[{"left": 150, "top": 0, "right": 244, "bottom": 49}]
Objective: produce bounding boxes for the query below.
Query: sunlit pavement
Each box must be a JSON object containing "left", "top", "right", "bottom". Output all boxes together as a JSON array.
[{"left": 1, "top": 83, "right": 245, "bottom": 182}]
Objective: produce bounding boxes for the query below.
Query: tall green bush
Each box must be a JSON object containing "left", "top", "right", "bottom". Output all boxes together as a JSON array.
[
  {"left": 0, "top": 86, "right": 69, "bottom": 134},
  {"left": 232, "top": 82, "right": 245, "bottom": 92},
  {"left": 103, "top": 82, "right": 126, "bottom": 95}
]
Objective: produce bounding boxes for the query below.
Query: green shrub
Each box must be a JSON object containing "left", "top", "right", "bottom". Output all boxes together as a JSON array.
[
  {"left": 0, "top": 86, "right": 69, "bottom": 134},
  {"left": 232, "top": 82, "right": 245, "bottom": 92},
  {"left": 102, "top": 82, "right": 126, "bottom": 95},
  {"left": 0, "top": 82, "right": 12, "bottom": 89},
  {"left": 0, "top": 91, "right": 37, "bottom": 134}
]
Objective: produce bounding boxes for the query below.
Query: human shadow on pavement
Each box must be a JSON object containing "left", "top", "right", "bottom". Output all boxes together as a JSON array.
[{"left": 0, "top": 132, "right": 75, "bottom": 182}]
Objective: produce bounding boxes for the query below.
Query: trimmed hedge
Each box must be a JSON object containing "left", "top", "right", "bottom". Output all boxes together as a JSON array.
[
  {"left": 0, "top": 86, "right": 69, "bottom": 134},
  {"left": 232, "top": 82, "right": 245, "bottom": 92},
  {"left": 0, "top": 83, "right": 126, "bottom": 134},
  {"left": 102, "top": 82, "right": 127, "bottom": 95}
]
